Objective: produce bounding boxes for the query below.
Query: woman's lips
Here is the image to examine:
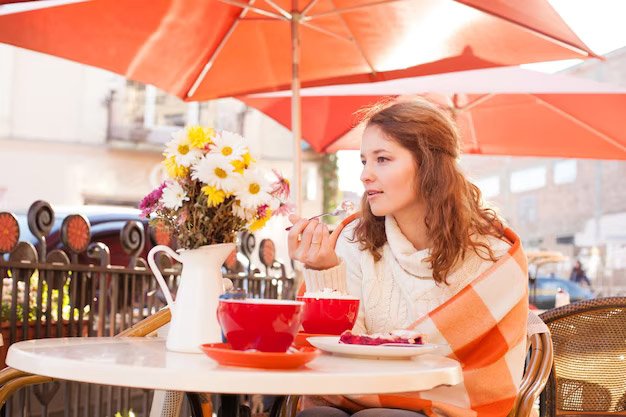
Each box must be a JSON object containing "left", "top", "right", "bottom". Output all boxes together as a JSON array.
[{"left": 366, "top": 191, "right": 383, "bottom": 200}]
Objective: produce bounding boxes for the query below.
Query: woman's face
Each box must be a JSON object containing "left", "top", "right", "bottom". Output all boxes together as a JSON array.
[{"left": 360, "top": 125, "right": 421, "bottom": 218}]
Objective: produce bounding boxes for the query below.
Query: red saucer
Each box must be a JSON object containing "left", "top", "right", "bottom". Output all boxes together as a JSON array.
[
  {"left": 293, "top": 332, "right": 331, "bottom": 348},
  {"left": 200, "top": 343, "right": 320, "bottom": 369}
]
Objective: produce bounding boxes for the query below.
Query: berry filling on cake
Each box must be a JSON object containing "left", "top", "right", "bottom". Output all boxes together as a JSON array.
[{"left": 339, "top": 330, "right": 424, "bottom": 346}]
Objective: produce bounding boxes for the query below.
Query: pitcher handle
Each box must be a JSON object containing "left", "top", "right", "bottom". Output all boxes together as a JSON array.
[{"left": 147, "top": 245, "right": 182, "bottom": 310}]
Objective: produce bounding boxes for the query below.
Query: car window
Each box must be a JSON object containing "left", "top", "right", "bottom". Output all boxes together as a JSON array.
[
  {"left": 537, "top": 279, "right": 560, "bottom": 290},
  {"left": 563, "top": 281, "right": 588, "bottom": 297}
]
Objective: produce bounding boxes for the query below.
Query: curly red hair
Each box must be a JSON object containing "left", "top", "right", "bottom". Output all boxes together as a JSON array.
[{"left": 353, "top": 98, "right": 504, "bottom": 284}]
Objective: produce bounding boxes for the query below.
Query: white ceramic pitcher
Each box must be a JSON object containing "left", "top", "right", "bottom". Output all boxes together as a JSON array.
[{"left": 147, "top": 243, "right": 235, "bottom": 353}]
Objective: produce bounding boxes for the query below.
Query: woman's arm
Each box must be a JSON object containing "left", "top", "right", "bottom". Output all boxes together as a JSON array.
[
  {"left": 302, "top": 222, "right": 366, "bottom": 333},
  {"left": 288, "top": 215, "right": 366, "bottom": 333}
]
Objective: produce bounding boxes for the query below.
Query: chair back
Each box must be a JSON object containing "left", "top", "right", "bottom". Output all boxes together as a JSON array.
[
  {"left": 509, "top": 312, "right": 553, "bottom": 417},
  {"left": 539, "top": 297, "right": 626, "bottom": 417}
]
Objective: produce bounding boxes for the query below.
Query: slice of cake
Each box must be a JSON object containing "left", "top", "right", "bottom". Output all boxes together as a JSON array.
[{"left": 339, "top": 329, "right": 425, "bottom": 346}]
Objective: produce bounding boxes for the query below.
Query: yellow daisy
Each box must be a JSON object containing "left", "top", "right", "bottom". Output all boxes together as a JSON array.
[
  {"left": 231, "top": 152, "right": 255, "bottom": 174},
  {"left": 248, "top": 210, "right": 272, "bottom": 232},
  {"left": 201, "top": 185, "right": 226, "bottom": 207},
  {"left": 163, "top": 156, "right": 189, "bottom": 179},
  {"left": 187, "top": 125, "right": 215, "bottom": 149}
]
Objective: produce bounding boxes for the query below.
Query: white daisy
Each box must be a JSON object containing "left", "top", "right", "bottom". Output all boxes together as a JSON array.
[
  {"left": 160, "top": 181, "right": 189, "bottom": 210},
  {"left": 212, "top": 131, "right": 247, "bottom": 161},
  {"left": 164, "top": 129, "right": 203, "bottom": 167},
  {"left": 191, "top": 153, "right": 241, "bottom": 193},
  {"left": 236, "top": 169, "right": 272, "bottom": 209},
  {"left": 231, "top": 201, "right": 255, "bottom": 222}
]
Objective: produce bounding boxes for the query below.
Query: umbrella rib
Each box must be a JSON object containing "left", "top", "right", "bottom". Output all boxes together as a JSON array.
[
  {"left": 454, "top": 0, "right": 597, "bottom": 58},
  {"left": 301, "top": 21, "right": 353, "bottom": 43},
  {"left": 302, "top": 0, "right": 378, "bottom": 77},
  {"left": 305, "top": 0, "right": 406, "bottom": 19},
  {"left": 451, "top": 95, "right": 481, "bottom": 152},
  {"left": 302, "top": 0, "right": 320, "bottom": 16},
  {"left": 241, "top": 17, "right": 284, "bottom": 20},
  {"left": 263, "top": 0, "right": 292, "bottom": 19},
  {"left": 188, "top": 0, "right": 282, "bottom": 98},
  {"left": 531, "top": 94, "right": 626, "bottom": 152},
  {"left": 456, "top": 93, "right": 495, "bottom": 112},
  {"left": 218, "top": 0, "right": 287, "bottom": 20},
  {"left": 464, "top": 107, "right": 480, "bottom": 153}
]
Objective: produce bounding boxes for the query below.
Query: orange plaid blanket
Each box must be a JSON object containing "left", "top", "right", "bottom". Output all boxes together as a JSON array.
[{"left": 303, "top": 218, "right": 529, "bottom": 417}]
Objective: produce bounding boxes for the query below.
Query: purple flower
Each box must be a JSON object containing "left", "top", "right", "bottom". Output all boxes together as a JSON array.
[
  {"left": 257, "top": 204, "right": 269, "bottom": 219},
  {"left": 270, "top": 169, "right": 290, "bottom": 200},
  {"left": 139, "top": 182, "right": 166, "bottom": 218},
  {"left": 274, "top": 202, "right": 294, "bottom": 216}
]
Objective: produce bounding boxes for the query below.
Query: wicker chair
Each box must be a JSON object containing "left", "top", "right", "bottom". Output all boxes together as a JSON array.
[
  {"left": 271, "top": 312, "right": 554, "bottom": 417},
  {"left": 539, "top": 297, "right": 626, "bottom": 417},
  {"left": 509, "top": 312, "right": 554, "bottom": 417}
]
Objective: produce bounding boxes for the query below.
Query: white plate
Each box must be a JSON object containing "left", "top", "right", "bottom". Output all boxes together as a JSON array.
[{"left": 307, "top": 336, "right": 443, "bottom": 359}]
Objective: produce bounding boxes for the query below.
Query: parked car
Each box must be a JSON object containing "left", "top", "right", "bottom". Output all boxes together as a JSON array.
[
  {"left": 12, "top": 205, "right": 153, "bottom": 267},
  {"left": 529, "top": 276, "right": 594, "bottom": 310}
]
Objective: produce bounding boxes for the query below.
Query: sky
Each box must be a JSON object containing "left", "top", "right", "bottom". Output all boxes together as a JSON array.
[
  {"left": 338, "top": 0, "right": 626, "bottom": 193},
  {"left": 522, "top": 0, "right": 626, "bottom": 73}
]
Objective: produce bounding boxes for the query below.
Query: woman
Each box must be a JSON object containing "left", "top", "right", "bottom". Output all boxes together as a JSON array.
[
  {"left": 288, "top": 99, "right": 529, "bottom": 417},
  {"left": 570, "top": 260, "right": 592, "bottom": 287}
]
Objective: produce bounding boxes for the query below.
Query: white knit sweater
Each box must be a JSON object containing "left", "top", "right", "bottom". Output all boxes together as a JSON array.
[{"left": 303, "top": 216, "right": 511, "bottom": 334}]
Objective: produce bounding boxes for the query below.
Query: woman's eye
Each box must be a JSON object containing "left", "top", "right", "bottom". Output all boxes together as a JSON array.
[
  {"left": 361, "top": 160, "right": 366, "bottom": 165},
  {"left": 377, "top": 156, "right": 388, "bottom": 163}
]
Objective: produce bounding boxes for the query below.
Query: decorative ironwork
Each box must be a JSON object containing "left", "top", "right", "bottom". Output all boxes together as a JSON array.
[
  {"left": 87, "top": 242, "right": 111, "bottom": 267},
  {"left": 259, "top": 238, "right": 276, "bottom": 268},
  {"left": 121, "top": 220, "right": 145, "bottom": 267},
  {"left": 0, "top": 213, "right": 19, "bottom": 254},
  {"left": 27, "top": 200, "right": 54, "bottom": 259},
  {"left": 0, "top": 200, "right": 296, "bottom": 417},
  {"left": 61, "top": 214, "right": 91, "bottom": 254},
  {"left": 241, "top": 231, "right": 255, "bottom": 259}
]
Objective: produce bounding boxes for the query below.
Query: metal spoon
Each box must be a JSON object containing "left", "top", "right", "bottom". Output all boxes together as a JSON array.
[{"left": 285, "top": 200, "right": 355, "bottom": 231}]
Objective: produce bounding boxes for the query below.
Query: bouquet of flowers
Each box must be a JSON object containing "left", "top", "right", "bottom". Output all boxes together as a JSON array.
[{"left": 139, "top": 126, "right": 291, "bottom": 249}]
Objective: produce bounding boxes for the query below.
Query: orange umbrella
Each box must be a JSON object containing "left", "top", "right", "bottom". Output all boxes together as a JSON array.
[
  {"left": 241, "top": 67, "right": 626, "bottom": 159},
  {"left": 0, "top": 0, "right": 598, "bottom": 210}
]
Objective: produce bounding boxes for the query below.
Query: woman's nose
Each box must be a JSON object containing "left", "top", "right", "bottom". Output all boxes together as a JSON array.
[{"left": 360, "top": 164, "right": 373, "bottom": 183}]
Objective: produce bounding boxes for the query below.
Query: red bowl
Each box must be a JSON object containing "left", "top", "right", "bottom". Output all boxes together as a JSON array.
[
  {"left": 296, "top": 296, "right": 359, "bottom": 335},
  {"left": 217, "top": 299, "right": 304, "bottom": 352}
]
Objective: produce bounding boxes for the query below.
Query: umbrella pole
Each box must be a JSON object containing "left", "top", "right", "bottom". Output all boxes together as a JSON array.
[{"left": 291, "top": 10, "right": 302, "bottom": 216}]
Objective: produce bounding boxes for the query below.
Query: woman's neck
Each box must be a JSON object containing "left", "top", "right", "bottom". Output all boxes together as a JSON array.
[{"left": 392, "top": 204, "right": 430, "bottom": 251}]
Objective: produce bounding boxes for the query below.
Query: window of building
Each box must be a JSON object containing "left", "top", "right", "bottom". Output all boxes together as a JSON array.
[
  {"left": 510, "top": 166, "right": 546, "bottom": 193},
  {"left": 474, "top": 176, "right": 500, "bottom": 198},
  {"left": 553, "top": 159, "right": 577, "bottom": 185},
  {"left": 517, "top": 195, "right": 538, "bottom": 224}
]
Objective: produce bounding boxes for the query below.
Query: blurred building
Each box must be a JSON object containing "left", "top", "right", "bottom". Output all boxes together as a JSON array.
[
  {"left": 0, "top": 45, "right": 324, "bottom": 219},
  {"left": 460, "top": 46, "right": 626, "bottom": 294},
  {"left": 0, "top": 45, "right": 325, "bottom": 273}
]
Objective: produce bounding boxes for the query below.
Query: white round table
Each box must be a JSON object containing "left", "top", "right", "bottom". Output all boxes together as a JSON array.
[{"left": 7, "top": 337, "right": 462, "bottom": 395}]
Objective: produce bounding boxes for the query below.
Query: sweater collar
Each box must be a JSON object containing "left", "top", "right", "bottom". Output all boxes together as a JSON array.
[{"left": 385, "top": 215, "right": 433, "bottom": 278}]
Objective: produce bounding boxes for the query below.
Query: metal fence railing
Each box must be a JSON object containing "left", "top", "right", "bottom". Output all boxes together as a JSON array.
[{"left": 0, "top": 200, "right": 295, "bottom": 417}]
